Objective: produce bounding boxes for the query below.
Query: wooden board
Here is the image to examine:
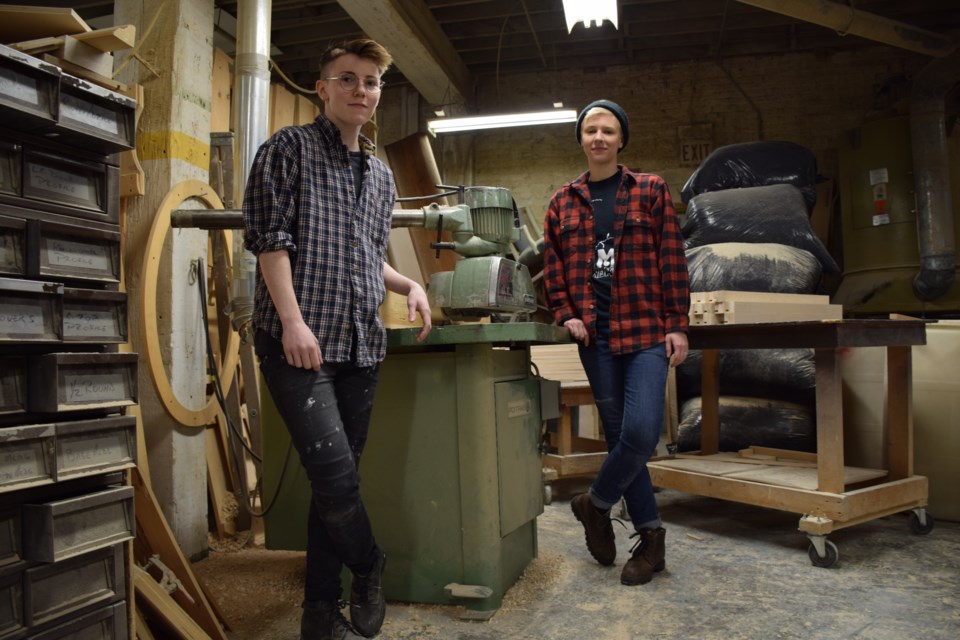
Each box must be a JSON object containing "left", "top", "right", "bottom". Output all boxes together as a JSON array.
[
  {"left": 530, "top": 344, "right": 586, "bottom": 383},
  {"left": 269, "top": 83, "right": 296, "bottom": 135},
  {"left": 74, "top": 24, "right": 136, "bottom": 52},
  {"left": 210, "top": 49, "right": 233, "bottom": 133},
  {"left": 0, "top": 5, "right": 90, "bottom": 42},
  {"left": 689, "top": 291, "right": 842, "bottom": 326}
]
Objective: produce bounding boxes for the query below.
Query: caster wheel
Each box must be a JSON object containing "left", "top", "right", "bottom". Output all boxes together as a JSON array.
[
  {"left": 543, "top": 485, "right": 553, "bottom": 505},
  {"left": 808, "top": 539, "right": 839, "bottom": 568},
  {"left": 910, "top": 510, "right": 934, "bottom": 535}
]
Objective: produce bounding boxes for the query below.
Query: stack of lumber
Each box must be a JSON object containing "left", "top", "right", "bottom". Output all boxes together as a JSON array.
[
  {"left": 0, "top": 4, "right": 135, "bottom": 88},
  {"left": 530, "top": 343, "right": 587, "bottom": 384},
  {"left": 689, "top": 290, "right": 843, "bottom": 326}
]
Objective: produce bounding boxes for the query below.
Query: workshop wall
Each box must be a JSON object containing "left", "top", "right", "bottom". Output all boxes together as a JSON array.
[{"left": 379, "top": 45, "right": 926, "bottom": 230}]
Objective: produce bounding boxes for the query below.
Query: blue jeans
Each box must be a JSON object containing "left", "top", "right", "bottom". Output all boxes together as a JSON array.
[
  {"left": 578, "top": 328, "right": 668, "bottom": 529},
  {"left": 258, "top": 349, "right": 380, "bottom": 603}
]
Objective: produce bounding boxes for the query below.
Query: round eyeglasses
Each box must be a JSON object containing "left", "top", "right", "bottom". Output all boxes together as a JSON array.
[{"left": 323, "top": 72, "right": 385, "bottom": 94}]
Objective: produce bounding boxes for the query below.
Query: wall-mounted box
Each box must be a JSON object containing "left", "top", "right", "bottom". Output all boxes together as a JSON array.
[
  {"left": 0, "top": 424, "right": 55, "bottom": 492},
  {"left": 0, "top": 509, "right": 21, "bottom": 568},
  {"left": 0, "top": 568, "right": 24, "bottom": 640},
  {"left": 23, "top": 543, "right": 124, "bottom": 629},
  {"left": 54, "top": 415, "right": 136, "bottom": 481},
  {"left": 33, "top": 219, "right": 120, "bottom": 285},
  {"left": 61, "top": 289, "right": 126, "bottom": 343},
  {"left": 0, "top": 215, "right": 24, "bottom": 277},
  {"left": 0, "top": 359, "right": 26, "bottom": 416},
  {"left": 27, "top": 601, "right": 125, "bottom": 640},
  {"left": 0, "top": 44, "right": 59, "bottom": 133},
  {"left": 20, "top": 149, "right": 118, "bottom": 225},
  {"left": 27, "top": 353, "right": 137, "bottom": 413},
  {"left": 20, "top": 486, "right": 134, "bottom": 563},
  {"left": 0, "top": 277, "right": 62, "bottom": 344},
  {"left": 51, "top": 75, "right": 134, "bottom": 155}
]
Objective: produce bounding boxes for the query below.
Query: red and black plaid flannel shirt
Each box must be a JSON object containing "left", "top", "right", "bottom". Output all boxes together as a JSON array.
[{"left": 543, "top": 167, "right": 690, "bottom": 354}]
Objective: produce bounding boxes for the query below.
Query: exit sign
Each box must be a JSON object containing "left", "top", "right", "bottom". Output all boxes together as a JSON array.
[{"left": 678, "top": 124, "right": 713, "bottom": 167}]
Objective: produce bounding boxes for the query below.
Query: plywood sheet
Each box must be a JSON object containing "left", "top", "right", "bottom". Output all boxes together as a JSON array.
[{"left": 0, "top": 5, "right": 90, "bottom": 42}]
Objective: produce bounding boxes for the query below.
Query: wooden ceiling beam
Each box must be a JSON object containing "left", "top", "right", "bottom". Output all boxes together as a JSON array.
[{"left": 337, "top": 0, "right": 474, "bottom": 106}]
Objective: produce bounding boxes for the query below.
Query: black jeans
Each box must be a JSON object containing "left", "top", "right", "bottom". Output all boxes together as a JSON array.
[{"left": 258, "top": 349, "right": 380, "bottom": 602}]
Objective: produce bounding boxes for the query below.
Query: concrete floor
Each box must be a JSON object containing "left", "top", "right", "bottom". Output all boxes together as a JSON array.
[{"left": 195, "top": 480, "right": 960, "bottom": 640}]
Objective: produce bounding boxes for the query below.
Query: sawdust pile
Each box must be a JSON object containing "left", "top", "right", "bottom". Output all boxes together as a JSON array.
[
  {"left": 500, "top": 550, "right": 567, "bottom": 611},
  {"left": 193, "top": 543, "right": 304, "bottom": 640}
]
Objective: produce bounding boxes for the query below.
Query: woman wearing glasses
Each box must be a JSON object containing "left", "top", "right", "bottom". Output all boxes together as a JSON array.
[{"left": 243, "top": 39, "right": 431, "bottom": 639}]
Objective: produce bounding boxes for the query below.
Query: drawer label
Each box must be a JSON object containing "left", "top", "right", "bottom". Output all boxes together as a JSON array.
[
  {"left": 27, "top": 161, "right": 95, "bottom": 202},
  {"left": 59, "top": 431, "right": 129, "bottom": 470},
  {"left": 65, "top": 371, "right": 128, "bottom": 404},
  {"left": 0, "top": 301, "right": 47, "bottom": 336},
  {"left": 44, "top": 237, "right": 111, "bottom": 271},
  {"left": 64, "top": 308, "right": 117, "bottom": 338},
  {"left": 61, "top": 93, "right": 121, "bottom": 135},
  {"left": 0, "top": 442, "right": 47, "bottom": 485},
  {"left": 0, "top": 67, "right": 41, "bottom": 105}
]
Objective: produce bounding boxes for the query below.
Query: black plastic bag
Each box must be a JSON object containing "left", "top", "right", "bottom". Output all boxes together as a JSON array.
[
  {"left": 675, "top": 348, "right": 816, "bottom": 406},
  {"left": 682, "top": 184, "right": 838, "bottom": 272},
  {"left": 686, "top": 243, "right": 823, "bottom": 293},
  {"left": 680, "top": 140, "right": 818, "bottom": 210},
  {"left": 676, "top": 396, "right": 816, "bottom": 453}
]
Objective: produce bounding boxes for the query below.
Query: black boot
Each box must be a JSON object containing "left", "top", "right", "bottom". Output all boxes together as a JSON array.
[
  {"left": 300, "top": 601, "right": 362, "bottom": 640},
  {"left": 350, "top": 546, "right": 386, "bottom": 637}
]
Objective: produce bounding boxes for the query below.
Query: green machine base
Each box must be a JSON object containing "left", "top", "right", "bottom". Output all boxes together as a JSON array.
[{"left": 260, "top": 322, "right": 568, "bottom": 613}]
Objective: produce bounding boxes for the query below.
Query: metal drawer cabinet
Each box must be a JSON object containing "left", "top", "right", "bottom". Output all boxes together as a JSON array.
[
  {"left": 27, "top": 353, "right": 137, "bottom": 414},
  {"left": 20, "top": 486, "right": 133, "bottom": 563}
]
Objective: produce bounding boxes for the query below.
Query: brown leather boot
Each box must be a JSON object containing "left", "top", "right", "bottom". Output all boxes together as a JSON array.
[
  {"left": 570, "top": 493, "right": 616, "bottom": 566},
  {"left": 620, "top": 527, "right": 666, "bottom": 586}
]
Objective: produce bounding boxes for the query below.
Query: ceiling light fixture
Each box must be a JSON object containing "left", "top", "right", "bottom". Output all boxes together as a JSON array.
[
  {"left": 562, "top": 0, "right": 619, "bottom": 33},
  {"left": 427, "top": 109, "right": 578, "bottom": 135}
]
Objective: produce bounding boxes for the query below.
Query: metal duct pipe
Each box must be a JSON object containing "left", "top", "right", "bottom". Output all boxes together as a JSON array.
[
  {"left": 909, "top": 48, "right": 960, "bottom": 301},
  {"left": 230, "top": 0, "right": 272, "bottom": 339}
]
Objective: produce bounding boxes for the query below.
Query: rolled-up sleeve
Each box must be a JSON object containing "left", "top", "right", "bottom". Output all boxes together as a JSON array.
[{"left": 242, "top": 132, "right": 300, "bottom": 256}]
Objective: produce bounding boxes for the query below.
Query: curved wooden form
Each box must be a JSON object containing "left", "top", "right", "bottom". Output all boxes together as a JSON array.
[{"left": 141, "top": 179, "right": 239, "bottom": 427}]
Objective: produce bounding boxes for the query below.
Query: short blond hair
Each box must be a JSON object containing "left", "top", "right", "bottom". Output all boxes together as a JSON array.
[{"left": 319, "top": 39, "right": 393, "bottom": 77}]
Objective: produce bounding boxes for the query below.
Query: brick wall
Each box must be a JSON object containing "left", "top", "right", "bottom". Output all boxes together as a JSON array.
[{"left": 378, "top": 45, "right": 927, "bottom": 230}]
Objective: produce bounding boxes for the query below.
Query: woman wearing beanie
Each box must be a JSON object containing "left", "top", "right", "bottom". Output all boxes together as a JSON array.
[{"left": 542, "top": 100, "right": 690, "bottom": 586}]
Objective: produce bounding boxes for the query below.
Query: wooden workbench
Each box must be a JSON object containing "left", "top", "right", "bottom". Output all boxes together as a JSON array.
[
  {"left": 531, "top": 344, "right": 606, "bottom": 479},
  {"left": 648, "top": 319, "right": 932, "bottom": 566}
]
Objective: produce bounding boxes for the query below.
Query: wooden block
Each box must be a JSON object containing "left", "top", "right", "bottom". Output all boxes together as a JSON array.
[
  {"left": 705, "top": 290, "right": 831, "bottom": 305},
  {"left": 0, "top": 5, "right": 90, "bottom": 42},
  {"left": 73, "top": 24, "right": 136, "bottom": 52},
  {"left": 42, "top": 53, "right": 129, "bottom": 93},
  {"left": 57, "top": 35, "right": 114, "bottom": 77},
  {"left": 718, "top": 301, "right": 843, "bottom": 324}
]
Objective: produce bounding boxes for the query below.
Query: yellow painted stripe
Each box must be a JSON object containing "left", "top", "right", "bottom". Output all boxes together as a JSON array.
[{"left": 137, "top": 130, "right": 210, "bottom": 170}]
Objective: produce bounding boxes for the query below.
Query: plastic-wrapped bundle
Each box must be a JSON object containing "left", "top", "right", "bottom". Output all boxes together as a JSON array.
[
  {"left": 680, "top": 141, "right": 818, "bottom": 210},
  {"left": 686, "top": 243, "right": 823, "bottom": 293},
  {"left": 675, "top": 348, "right": 815, "bottom": 406},
  {"left": 676, "top": 396, "right": 816, "bottom": 453},
  {"left": 682, "top": 184, "right": 838, "bottom": 272}
]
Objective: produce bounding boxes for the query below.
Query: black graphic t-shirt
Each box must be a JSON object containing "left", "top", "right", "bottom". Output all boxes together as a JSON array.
[{"left": 587, "top": 170, "right": 621, "bottom": 327}]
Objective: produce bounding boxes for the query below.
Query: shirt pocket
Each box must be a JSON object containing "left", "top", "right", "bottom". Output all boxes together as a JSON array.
[{"left": 558, "top": 215, "right": 582, "bottom": 259}]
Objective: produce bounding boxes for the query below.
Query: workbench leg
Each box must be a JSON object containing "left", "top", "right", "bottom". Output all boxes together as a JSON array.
[{"left": 814, "top": 348, "right": 845, "bottom": 494}]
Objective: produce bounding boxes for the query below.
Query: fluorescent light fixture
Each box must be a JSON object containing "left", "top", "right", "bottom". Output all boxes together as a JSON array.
[
  {"left": 427, "top": 109, "right": 578, "bottom": 135},
  {"left": 562, "top": 0, "right": 619, "bottom": 33}
]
